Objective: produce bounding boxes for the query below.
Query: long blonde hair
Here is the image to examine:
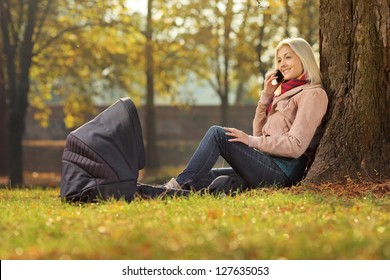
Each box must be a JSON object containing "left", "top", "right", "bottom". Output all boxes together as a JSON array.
[{"left": 275, "top": 38, "right": 322, "bottom": 85}]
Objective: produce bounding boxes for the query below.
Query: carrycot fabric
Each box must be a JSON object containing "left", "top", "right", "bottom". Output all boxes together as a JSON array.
[{"left": 60, "top": 98, "right": 145, "bottom": 202}]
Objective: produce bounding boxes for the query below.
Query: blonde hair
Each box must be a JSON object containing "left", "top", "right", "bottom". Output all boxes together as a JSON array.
[{"left": 274, "top": 38, "right": 322, "bottom": 85}]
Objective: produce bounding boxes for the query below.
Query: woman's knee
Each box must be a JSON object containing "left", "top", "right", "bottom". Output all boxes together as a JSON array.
[{"left": 207, "top": 125, "right": 225, "bottom": 137}]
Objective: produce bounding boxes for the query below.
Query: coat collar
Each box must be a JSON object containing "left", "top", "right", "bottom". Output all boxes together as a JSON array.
[{"left": 273, "top": 84, "right": 323, "bottom": 103}]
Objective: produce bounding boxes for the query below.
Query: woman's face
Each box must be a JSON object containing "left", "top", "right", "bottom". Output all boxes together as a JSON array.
[{"left": 276, "top": 45, "right": 304, "bottom": 80}]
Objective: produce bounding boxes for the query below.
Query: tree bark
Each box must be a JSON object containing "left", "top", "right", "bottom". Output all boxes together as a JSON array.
[
  {"left": 0, "top": 53, "right": 8, "bottom": 176},
  {"left": 305, "top": 0, "right": 390, "bottom": 183},
  {"left": 144, "top": 0, "right": 159, "bottom": 169},
  {"left": 220, "top": 0, "right": 233, "bottom": 126},
  {"left": 0, "top": 0, "right": 39, "bottom": 185}
]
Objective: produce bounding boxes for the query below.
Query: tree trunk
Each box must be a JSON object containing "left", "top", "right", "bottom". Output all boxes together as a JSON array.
[
  {"left": 305, "top": 0, "right": 390, "bottom": 183},
  {"left": 0, "top": 1, "right": 38, "bottom": 185},
  {"left": 144, "top": 0, "right": 159, "bottom": 169},
  {"left": 220, "top": 93, "right": 229, "bottom": 126},
  {"left": 0, "top": 53, "right": 8, "bottom": 176},
  {"left": 8, "top": 107, "right": 25, "bottom": 185},
  {"left": 221, "top": 0, "right": 232, "bottom": 126},
  {"left": 234, "top": 81, "right": 244, "bottom": 105}
]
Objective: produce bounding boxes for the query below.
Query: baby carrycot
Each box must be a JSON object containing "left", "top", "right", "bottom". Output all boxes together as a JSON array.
[{"left": 60, "top": 98, "right": 146, "bottom": 202}]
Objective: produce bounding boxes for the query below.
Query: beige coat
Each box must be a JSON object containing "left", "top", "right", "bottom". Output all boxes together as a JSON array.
[{"left": 248, "top": 84, "right": 328, "bottom": 159}]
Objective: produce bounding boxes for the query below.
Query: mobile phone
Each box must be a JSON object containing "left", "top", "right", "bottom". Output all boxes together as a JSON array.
[
  {"left": 272, "top": 70, "right": 284, "bottom": 85},
  {"left": 275, "top": 70, "right": 284, "bottom": 83}
]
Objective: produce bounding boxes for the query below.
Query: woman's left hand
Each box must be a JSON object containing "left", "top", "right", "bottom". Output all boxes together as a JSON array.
[{"left": 223, "top": 127, "right": 249, "bottom": 146}]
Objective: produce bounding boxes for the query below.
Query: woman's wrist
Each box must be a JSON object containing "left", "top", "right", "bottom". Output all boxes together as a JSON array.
[{"left": 259, "top": 90, "right": 273, "bottom": 105}]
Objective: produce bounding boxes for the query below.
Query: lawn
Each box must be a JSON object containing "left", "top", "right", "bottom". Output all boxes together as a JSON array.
[{"left": 0, "top": 181, "right": 389, "bottom": 260}]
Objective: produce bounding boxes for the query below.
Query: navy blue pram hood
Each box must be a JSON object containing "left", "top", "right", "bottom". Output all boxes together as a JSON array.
[{"left": 60, "top": 98, "right": 146, "bottom": 202}]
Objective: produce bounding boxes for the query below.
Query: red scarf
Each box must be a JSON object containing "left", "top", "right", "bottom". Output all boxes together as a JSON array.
[{"left": 267, "top": 74, "right": 308, "bottom": 113}]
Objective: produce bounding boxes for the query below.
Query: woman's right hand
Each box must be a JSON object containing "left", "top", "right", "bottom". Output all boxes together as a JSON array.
[{"left": 260, "top": 70, "right": 280, "bottom": 104}]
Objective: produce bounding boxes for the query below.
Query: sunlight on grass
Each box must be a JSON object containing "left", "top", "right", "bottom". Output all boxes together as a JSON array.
[{"left": 0, "top": 187, "right": 388, "bottom": 260}]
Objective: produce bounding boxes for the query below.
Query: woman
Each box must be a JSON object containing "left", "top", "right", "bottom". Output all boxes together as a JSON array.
[{"left": 165, "top": 37, "right": 328, "bottom": 193}]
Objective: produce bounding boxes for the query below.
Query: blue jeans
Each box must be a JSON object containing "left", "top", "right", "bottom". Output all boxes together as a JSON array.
[{"left": 176, "top": 125, "right": 291, "bottom": 190}]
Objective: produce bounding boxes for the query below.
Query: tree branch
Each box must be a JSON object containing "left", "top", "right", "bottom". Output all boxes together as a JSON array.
[
  {"left": 34, "top": 20, "right": 124, "bottom": 57},
  {"left": 17, "top": 0, "right": 24, "bottom": 37},
  {"left": 4, "top": 0, "right": 18, "bottom": 48},
  {"left": 33, "top": 23, "right": 92, "bottom": 56},
  {"left": 33, "top": 0, "right": 53, "bottom": 46}
]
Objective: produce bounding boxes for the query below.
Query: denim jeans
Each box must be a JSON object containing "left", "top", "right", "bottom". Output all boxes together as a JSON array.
[{"left": 176, "top": 125, "right": 291, "bottom": 190}]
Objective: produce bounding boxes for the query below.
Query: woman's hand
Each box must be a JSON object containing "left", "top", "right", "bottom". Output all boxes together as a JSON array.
[
  {"left": 261, "top": 70, "right": 280, "bottom": 101},
  {"left": 224, "top": 127, "right": 249, "bottom": 146}
]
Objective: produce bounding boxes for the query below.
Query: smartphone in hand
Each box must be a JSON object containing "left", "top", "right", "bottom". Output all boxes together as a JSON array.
[{"left": 271, "top": 70, "right": 284, "bottom": 85}]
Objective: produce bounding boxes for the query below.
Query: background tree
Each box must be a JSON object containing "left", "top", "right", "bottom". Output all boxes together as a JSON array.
[
  {"left": 31, "top": 2, "right": 145, "bottom": 128},
  {"left": 294, "top": 0, "right": 320, "bottom": 46},
  {"left": 144, "top": 0, "right": 158, "bottom": 168},
  {"left": 0, "top": 0, "right": 139, "bottom": 184},
  {"left": 142, "top": 0, "right": 206, "bottom": 168},
  {"left": 186, "top": 0, "right": 263, "bottom": 125},
  {"left": 305, "top": 0, "right": 390, "bottom": 183},
  {"left": 0, "top": 0, "right": 42, "bottom": 185},
  {"left": 0, "top": 51, "right": 7, "bottom": 175}
]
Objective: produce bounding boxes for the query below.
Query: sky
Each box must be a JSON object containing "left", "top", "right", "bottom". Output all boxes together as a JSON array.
[{"left": 126, "top": 0, "right": 147, "bottom": 14}]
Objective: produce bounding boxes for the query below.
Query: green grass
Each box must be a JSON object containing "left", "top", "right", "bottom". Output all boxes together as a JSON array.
[{"left": 0, "top": 186, "right": 389, "bottom": 260}]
